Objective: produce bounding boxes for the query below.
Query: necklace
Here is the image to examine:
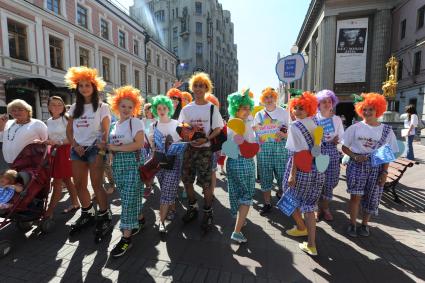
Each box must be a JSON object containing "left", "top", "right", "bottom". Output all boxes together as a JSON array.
[{"left": 7, "top": 122, "right": 24, "bottom": 141}]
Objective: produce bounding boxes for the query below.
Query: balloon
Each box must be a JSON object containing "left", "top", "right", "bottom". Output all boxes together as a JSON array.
[
  {"left": 311, "top": 145, "right": 321, "bottom": 157},
  {"left": 313, "top": 126, "right": 324, "bottom": 146},
  {"left": 233, "top": 134, "right": 245, "bottom": 145},
  {"left": 227, "top": 118, "right": 245, "bottom": 135},
  {"left": 315, "top": 154, "right": 330, "bottom": 173},
  {"left": 294, "top": 150, "right": 313, "bottom": 173},
  {"left": 222, "top": 140, "right": 239, "bottom": 159},
  {"left": 395, "top": 140, "right": 405, "bottom": 159},
  {"left": 251, "top": 105, "right": 264, "bottom": 117},
  {"left": 239, "top": 141, "right": 260, "bottom": 158}
]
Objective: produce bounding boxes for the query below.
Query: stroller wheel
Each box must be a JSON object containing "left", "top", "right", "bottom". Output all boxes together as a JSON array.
[
  {"left": 16, "top": 221, "right": 34, "bottom": 232},
  {"left": 0, "top": 240, "right": 12, "bottom": 258},
  {"left": 40, "top": 218, "right": 55, "bottom": 233}
]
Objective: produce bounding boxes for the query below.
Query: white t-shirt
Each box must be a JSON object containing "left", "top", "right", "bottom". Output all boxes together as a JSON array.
[
  {"left": 109, "top": 118, "right": 144, "bottom": 146},
  {"left": 254, "top": 107, "right": 289, "bottom": 128},
  {"left": 69, "top": 103, "right": 111, "bottom": 146},
  {"left": 315, "top": 113, "right": 345, "bottom": 142},
  {"left": 149, "top": 119, "right": 181, "bottom": 144},
  {"left": 46, "top": 116, "right": 68, "bottom": 143},
  {"left": 403, "top": 114, "right": 419, "bottom": 136},
  {"left": 285, "top": 117, "right": 317, "bottom": 152},
  {"left": 178, "top": 102, "right": 224, "bottom": 147},
  {"left": 0, "top": 119, "right": 48, "bottom": 163},
  {"left": 227, "top": 120, "right": 256, "bottom": 144},
  {"left": 342, "top": 121, "right": 399, "bottom": 154}
]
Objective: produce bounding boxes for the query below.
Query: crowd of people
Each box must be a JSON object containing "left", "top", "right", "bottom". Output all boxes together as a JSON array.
[{"left": 0, "top": 65, "right": 419, "bottom": 259}]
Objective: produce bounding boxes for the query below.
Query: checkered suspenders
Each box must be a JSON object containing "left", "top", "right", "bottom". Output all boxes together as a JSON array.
[{"left": 293, "top": 121, "right": 315, "bottom": 150}]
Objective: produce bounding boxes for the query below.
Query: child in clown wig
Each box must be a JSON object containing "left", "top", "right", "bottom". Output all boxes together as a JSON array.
[
  {"left": 283, "top": 92, "right": 325, "bottom": 256},
  {"left": 226, "top": 91, "right": 256, "bottom": 243},
  {"left": 342, "top": 93, "right": 398, "bottom": 238}
]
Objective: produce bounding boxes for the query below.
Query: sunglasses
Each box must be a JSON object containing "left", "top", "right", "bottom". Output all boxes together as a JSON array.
[{"left": 193, "top": 83, "right": 206, "bottom": 88}]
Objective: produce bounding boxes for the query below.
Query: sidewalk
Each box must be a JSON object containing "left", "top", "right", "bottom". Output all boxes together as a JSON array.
[{"left": 0, "top": 145, "right": 424, "bottom": 282}]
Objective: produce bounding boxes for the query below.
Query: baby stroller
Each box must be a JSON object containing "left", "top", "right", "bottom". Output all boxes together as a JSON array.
[{"left": 0, "top": 143, "right": 52, "bottom": 257}]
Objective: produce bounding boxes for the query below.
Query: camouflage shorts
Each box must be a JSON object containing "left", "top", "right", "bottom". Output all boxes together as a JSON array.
[{"left": 182, "top": 146, "right": 213, "bottom": 189}]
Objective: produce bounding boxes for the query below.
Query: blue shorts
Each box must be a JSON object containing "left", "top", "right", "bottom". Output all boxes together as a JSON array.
[{"left": 70, "top": 146, "right": 102, "bottom": 163}]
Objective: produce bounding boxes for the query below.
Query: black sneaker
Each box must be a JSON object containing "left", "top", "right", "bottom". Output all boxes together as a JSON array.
[
  {"left": 131, "top": 218, "right": 146, "bottom": 236},
  {"left": 347, "top": 224, "right": 357, "bottom": 237},
  {"left": 111, "top": 237, "right": 132, "bottom": 258},
  {"left": 260, "top": 204, "right": 272, "bottom": 216},
  {"left": 358, "top": 225, "right": 370, "bottom": 237}
]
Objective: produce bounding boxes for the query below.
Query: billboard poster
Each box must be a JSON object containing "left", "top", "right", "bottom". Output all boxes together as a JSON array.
[{"left": 335, "top": 18, "right": 368, "bottom": 83}]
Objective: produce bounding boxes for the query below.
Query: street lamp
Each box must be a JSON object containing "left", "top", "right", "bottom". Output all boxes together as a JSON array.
[{"left": 290, "top": 44, "right": 299, "bottom": 54}]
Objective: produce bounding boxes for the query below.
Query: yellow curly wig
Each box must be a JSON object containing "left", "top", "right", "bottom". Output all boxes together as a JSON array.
[
  {"left": 64, "top": 66, "right": 106, "bottom": 91},
  {"left": 355, "top": 93, "right": 387, "bottom": 119},
  {"left": 181, "top": 91, "right": 193, "bottom": 107},
  {"left": 205, "top": 93, "right": 220, "bottom": 107},
  {"left": 260, "top": 87, "right": 278, "bottom": 104},
  {"left": 189, "top": 72, "right": 213, "bottom": 94},
  {"left": 108, "top": 85, "right": 144, "bottom": 117},
  {"left": 288, "top": 91, "right": 318, "bottom": 117}
]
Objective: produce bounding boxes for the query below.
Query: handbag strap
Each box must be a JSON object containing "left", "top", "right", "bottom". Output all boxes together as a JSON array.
[{"left": 209, "top": 104, "right": 214, "bottom": 134}]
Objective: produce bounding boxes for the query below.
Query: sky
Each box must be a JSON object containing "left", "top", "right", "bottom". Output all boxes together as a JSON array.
[{"left": 119, "top": 0, "right": 311, "bottom": 99}]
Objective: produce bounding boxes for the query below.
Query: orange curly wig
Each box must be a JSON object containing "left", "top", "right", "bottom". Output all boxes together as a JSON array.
[
  {"left": 206, "top": 93, "right": 220, "bottom": 107},
  {"left": 189, "top": 72, "right": 213, "bottom": 94},
  {"left": 288, "top": 91, "right": 318, "bottom": 117},
  {"left": 108, "top": 86, "right": 144, "bottom": 117},
  {"left": 354, "top": 92, "right": 387, "bottom": 119},
  {"left": 65, "top": 66, "right": 106, "bottom": 91},
  {"left": 260, "top": 87, "right": 278, "bottom": 104},
  {"left": 241, "top": 88, "right": 255, "bottom": 99},
  {"left": 181, "top": 91, "right": 193, "bottom": 107},
  {"left": 166, "top": 88, "right": 183, "bottom": 100}
]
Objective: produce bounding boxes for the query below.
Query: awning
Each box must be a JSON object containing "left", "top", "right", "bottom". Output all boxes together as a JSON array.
[{"left": 4, "top": 78, "right": 56, "bottom": 90}]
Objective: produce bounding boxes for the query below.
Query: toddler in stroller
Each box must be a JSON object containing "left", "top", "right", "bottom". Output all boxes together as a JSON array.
[{"left": 0, "top": 170, "right": 23, "bottom": 209}]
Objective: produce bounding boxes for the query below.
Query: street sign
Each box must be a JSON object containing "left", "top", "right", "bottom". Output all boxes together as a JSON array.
[{"left": 275, "top": 54, "right": 305, "bottom": 83}]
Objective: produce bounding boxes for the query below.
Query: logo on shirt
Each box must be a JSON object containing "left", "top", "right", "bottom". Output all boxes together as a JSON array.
[{"left": 358, "top": 136, "right": 377, "bottom": 149}]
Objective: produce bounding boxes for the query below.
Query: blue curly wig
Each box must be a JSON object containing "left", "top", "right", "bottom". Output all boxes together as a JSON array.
[
  {"left": 227, "top": 89, "right": 255, "bottom": 118},
  {"left": 151, "top": 95, "right": 174, "bottom": 118}
]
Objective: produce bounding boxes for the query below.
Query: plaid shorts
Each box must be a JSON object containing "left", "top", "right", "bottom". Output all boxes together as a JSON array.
[
  {"left": 182, "top": 146, "right": 213, "bottom": 189},
  {"left": 112, "top": 152, "right": 144, "bottom": 230},
  {"left": 157, "top": 153, "right": 184, "bottom": 205},
  {"left": 320, "top": 142, "right": 341, "bottom": 200},
  {"left": 257, "top": 140, "right": 289, "bottom": 192},
  {"left": 226, "top": 157, "right": 256, "bottom": 217}
]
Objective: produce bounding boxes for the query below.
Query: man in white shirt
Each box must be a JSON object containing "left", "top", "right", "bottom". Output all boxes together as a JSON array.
[{"left": 178, "top": 72, "right": 224, "bottom": 230}]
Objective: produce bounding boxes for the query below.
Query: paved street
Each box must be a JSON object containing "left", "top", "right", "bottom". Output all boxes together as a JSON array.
[{"left": 0, "top": 145, "right": 424, "bottom": 283}]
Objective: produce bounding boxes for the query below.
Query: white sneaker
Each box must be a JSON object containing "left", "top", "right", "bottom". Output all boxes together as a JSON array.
[{"left": 159, "top": 222, "right": 166, "bottom": 234}]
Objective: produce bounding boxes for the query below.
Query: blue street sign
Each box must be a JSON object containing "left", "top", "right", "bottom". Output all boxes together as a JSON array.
[{"left": 276, "top": 54, "right": 305, "bottom": 83}]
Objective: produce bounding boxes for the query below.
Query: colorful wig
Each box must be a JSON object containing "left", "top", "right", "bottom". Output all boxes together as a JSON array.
[
  {"left": 151, "top": 95, "right": 174, "bottom": 118},
  {"left": 241, "top": 88, "right": 255, "bottom": 99},
  {"left": 65, "top": 66, "right": 106, "bottom": 91},
  {"left": 260, "top": 87, "right": 278, "bottom": 104},
  {"left": 189, "top": 72, "right": 213, "bottom": 94},
  {"left": 166, "top": 88, "right": 183, "bottom": 100},
  {"left": 181, "top": 91, "right": 193, "bottom": 106},
  {"left": 316, "top": 89, "right": 339, "bottom": 107},
  {"left": 288, "top": 91, "right": 318, "bottom": 117},
  {"left": 227, "top": 89, "right": 255, "bottom": 118},
  {"left": 206, "top": 93, "right": 220, "bottom": 107},
  {"left": 354, "top": 92, "right": 387, "bottom": 119},
  {"left": 107, "top": 86, "right": 144, "bottom": 117}
]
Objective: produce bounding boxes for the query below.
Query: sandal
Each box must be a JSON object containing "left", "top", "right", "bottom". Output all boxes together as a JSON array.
[{"left": 62, "top": 205, "right": 80, "bottom": 214}]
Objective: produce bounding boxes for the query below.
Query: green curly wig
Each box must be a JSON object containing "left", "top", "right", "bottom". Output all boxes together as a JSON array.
[
  {"left": 227, "top": 89, "right": 255, "bottom": 118},
  {"left": 151, "top": 95, "right": 174, "bottom": 118}
]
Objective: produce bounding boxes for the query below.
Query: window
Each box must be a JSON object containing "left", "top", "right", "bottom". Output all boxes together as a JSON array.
[
  {"left": 196, "top": 42, "right": 203, "bottom": 56},
  {"left": 118, "top": 30, "right": 126, "bottom": 49},
  {"left": 418, "top": 5, "right": 425, "bottom": 30},
  {"left": 49, "top": 36, "right": 63, "bottom": 69},
  {"left": 102, "top": 57, "right": 111, "bottom": 82},
  {"left": 164, "top": 59, "right": 168, "bottom": 71},
  {"left": 134, "top": 70, "right": 140, "bottom": 89},
  {"left": 155, "top": 10, "right": 165, "bottom": 22},
  {"left": 120, "top": 64, "right": 127, "bottom": 85},
  {"left": 195, "top": 2, "right": 202, "bottom": 15},
  {"left": 172, "top": 9, "right": 175, "bottom": 19},
  {"left": 7, "top": 19, "right": 28, "bottom": 61},
  {"left": 400, "top": 19, "right": 406, "bottom": 39},
  {"left": 156, "top": 54, "right": 160, "bottom": 67},
  {"left": 147, "top": 75, "right": 152, "bottom": 93},
  {"left": 173, "top": 27, "right": 178, "bottom": 40},
  {"left": 176, "top": 8, "right": 178, "bottom": 18},
  {"left": 164, "top": 81, "right": 168, "bottom": 91},
  {"left": 147, "top": 48, "right": 152, "bottom": 62},
  {"left": 173, "top": 46, "right": 178, "bottom": 55},
  {"left": 148, "top": 2, "right": 154, "bottom": 12},
  {"left": 171, "top": 63, "right": 175, "bottom": 75},
  {"left": 157, "top": 78, "right": 161, "bottom": 93},
  {"left": 414, "top": 51, "right": 422, "bottom": 75},
  {"left": 134, "top": 40, "right": 139, "bottom": 55},
  {"left": 398, "top": 59, "right": 403, "bottom": 80},
  {"left": 79, "top": 47, "right": 89, "bottom": 66},
  {"left": 196, "top": 22, "right": 202, "bottom": 35},
  {"left": 100, "top": 19, "right": 109, "bottom": 40},
  {"left": 47, "top": 0, "right": 60, "bottom": 14},
  {"left": 77, "top": 4, "right": 88, "bottom": 28},
  {"left": 409, "top": 98, "right": 418, "bottom": 109}
]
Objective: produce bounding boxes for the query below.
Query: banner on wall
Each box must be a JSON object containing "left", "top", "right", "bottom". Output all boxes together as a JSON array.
[{"left": 335, "top": 18, "right": 368, "bottom": 83}]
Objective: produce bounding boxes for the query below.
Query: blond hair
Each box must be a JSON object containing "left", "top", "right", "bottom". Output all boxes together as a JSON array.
[
  {"left": 3, "top": 169, "right": 18, "bottom": 184},
  {"left": 7, "top": 99, "right": 33, "bottom": 117}
]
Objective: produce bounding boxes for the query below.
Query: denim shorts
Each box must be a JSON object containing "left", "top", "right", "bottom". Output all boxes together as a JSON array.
[{"left": 70, "top": 146, "right": 102, "bottom": 163}]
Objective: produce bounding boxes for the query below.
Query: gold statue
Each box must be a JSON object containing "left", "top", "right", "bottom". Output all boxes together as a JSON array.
[{"left": 382, "top": 56, "right": 398, "bottom": 99}]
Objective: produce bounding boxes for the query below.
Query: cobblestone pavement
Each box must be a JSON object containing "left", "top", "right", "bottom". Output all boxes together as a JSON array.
[{"left": 0, "top": 145, "right": 424, "bottom": 283}]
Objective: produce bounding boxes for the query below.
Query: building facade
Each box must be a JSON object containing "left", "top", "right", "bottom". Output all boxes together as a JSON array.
[
  {"left": 392, "top": 0, "right": 425, "bottom": 121},
  {"left": 0, "top": 0, "right": 177, "bottom": 120},
  {"left": 130, "top": 0, "right": 238, "bottom": 112},
  {"left": 294, "top": 0, "right": 402, "bottom": 124}
]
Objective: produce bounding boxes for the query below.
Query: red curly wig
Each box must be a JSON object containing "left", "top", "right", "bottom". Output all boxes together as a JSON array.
[
  {"left": 181, "top": 91, "right": 193, "bottom": 107},
  {"left": 260, "top": 87, "right": 278, "bottom": 104},
  {"left": 166, "top": 88, "right": 183, "bottom": 100},
  {"left": 288, "top": 91, "right": 318, "bottom": 117},
  {"left": 65, "top": 66, "right": 106, "bottom": 91},
  {"left": 354, "top": 92, "right": 387, "bottom": 119},
  {"left": 205, "top": 93, "right": 220, "bottom": 107},
  {"left": 108, "top": 85, "right": 144, "bottom": 117}
]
